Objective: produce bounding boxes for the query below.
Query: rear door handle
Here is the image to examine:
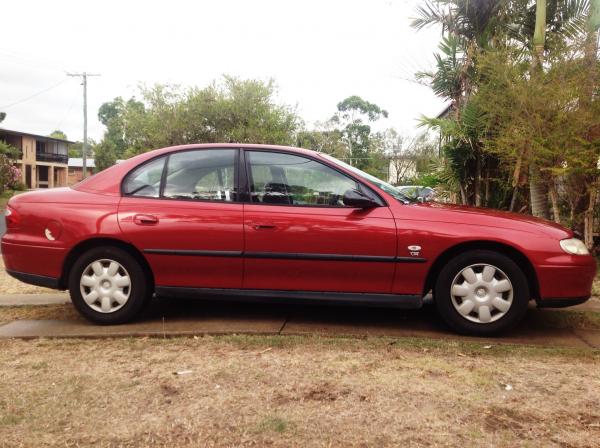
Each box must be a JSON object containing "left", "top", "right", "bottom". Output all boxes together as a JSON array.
[
  {"left": 254, "top": 224, "right": 276, "bottom": 230},
  {"left": 134, "top": 214, "right": 159, "bottom": 225}
]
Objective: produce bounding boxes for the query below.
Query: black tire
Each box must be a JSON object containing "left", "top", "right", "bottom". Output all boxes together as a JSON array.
[
  {"left": 434, "top": 250, "right": 529, "bottom": 336},
  {"left": 68, "top": 246, "right": 151, "bottom": 324}
]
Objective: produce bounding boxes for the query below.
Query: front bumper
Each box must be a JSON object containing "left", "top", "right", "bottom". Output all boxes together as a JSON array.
[
  {"left": 536, "top": 255, "right": 597, "bottom": 307},
  {"left": 536, "top": 296, "right": 590, "bottom": 308}
]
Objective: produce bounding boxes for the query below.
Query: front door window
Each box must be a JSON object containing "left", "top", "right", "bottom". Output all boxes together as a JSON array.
[{"left": 247, "top": 151, "right": 358, "bottom": 206}]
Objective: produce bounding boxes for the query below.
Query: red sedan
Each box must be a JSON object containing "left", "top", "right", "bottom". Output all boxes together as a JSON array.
[{"left": 2, "top": 144, "right": 596, "bottom": 335}]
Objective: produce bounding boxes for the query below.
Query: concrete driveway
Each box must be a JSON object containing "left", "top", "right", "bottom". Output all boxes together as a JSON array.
[{"left": 0, "top": 296, "right": 598, "bottom": 348}]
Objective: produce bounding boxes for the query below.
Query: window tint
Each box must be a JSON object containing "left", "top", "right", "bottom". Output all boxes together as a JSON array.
[
  {"left": 247, "top": 151, "right": 358, "bottom": 206},
  {"left": 122, "top": 156, "right": 165, "bottom": 198},
  {"left": 163, "top": 149, "right": 237, "bottom": 201}
]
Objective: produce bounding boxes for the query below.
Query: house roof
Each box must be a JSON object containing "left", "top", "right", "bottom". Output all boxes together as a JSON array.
[
  {"left": 68, "top": 158, "right": 95, "bottom": 168},
  {"left": 0, "top": 128, "right": 75, "bottom": 144},
  {"left": 68, "top": 158, "right": 125, "bottom": 168},
  {"left": 435, "top": 103, "right": 454, "bottom": 119}
]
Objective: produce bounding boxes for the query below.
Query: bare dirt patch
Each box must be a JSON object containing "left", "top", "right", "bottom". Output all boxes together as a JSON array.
[
  {"left": 0, "top": 259, "right": 54, "bottom": 295},
  {"left": 0, "top": 336, "right": 599, "bottom": 447}
]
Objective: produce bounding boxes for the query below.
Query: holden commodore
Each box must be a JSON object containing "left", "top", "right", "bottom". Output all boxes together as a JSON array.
[{"left": 2, "top": 144, "right": 596, "bottom": 335}]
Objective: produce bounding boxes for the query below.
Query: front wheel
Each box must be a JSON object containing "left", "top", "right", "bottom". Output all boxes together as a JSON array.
[
  {"left": 68, "top": 246, "right": 151, "bottom": 324},
  {"left": 434, "top": 250, "right": 530, "bottom": 336}
]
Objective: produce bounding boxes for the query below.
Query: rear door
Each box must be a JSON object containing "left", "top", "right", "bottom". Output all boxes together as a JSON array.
[
  {"left": 242, "top": 150, "right": 397, "bottom": 293},
  {"left": 118, "top": 148, "right": 244, "bottom": 289}
]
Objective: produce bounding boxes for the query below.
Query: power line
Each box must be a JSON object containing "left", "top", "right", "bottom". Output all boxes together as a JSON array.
[
  {"left": 0, "top": 49, "right": 71, "bottom": 74},
  {"left": 0, "top": 78, "right": 69, "bottom": 109},
  {"left": 67, "top": 72, "right": 100, "bottom": 178}
]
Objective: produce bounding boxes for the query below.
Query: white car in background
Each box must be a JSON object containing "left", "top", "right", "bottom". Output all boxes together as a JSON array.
[{"left": 396, "top": 185, "right": 435, "bottom": 202}]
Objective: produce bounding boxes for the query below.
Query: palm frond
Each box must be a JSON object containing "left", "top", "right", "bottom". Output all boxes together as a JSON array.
[{"left": 411, "top": 1, "right": 449, "bottom": 30}]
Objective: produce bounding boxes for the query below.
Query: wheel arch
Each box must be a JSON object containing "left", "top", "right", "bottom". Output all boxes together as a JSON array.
[
  {"left": 424, "top": 240, "right": 539, "bottom": 300},
  {"left": 59, "top": 237, "right": 154, "bottom": 290}
]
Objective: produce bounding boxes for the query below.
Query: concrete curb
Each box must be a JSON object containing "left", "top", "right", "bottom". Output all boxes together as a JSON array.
[{"left": 0, "top": 293, "right": 70, "bottom": 306}]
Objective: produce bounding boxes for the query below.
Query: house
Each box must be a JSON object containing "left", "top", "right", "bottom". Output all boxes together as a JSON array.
[
  {"left": 0, "top": 128, "right": 71, "bottom": 188},
  {"left": 388, "top": 156, "right": 417, "bottom": 186},
  {"left": 68, "top": 158, "right": 95, "bottom": 185},
  {"left": 68, "top": 158, "right": 125, "bottom": 185}
]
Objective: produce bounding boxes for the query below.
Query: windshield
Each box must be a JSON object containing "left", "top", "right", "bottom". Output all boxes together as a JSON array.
[{"left": 321, "top": 153, "right": 413, "bottom": 204}]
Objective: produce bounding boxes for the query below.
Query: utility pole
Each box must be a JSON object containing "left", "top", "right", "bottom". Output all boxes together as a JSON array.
[{"left": 67, "top": 72, "right": 100, "bottom": 178}]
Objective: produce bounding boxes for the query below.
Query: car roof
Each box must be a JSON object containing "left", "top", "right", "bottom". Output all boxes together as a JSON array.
[{"left": 73, "top": 143, "right": 322, "bottom": 195}]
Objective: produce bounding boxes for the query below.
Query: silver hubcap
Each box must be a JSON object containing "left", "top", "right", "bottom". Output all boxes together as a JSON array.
[
  {"left": 79, "top": 259, "right": 131, "bottom": 313},
  {"left": 450, "top": 263, "right": 513, "bottom": 324}
]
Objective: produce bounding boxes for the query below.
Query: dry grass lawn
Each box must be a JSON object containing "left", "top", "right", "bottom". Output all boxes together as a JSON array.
[
  {"left": 0, "top": 336, "right": 599, "bottom": 448},
  {"left": 0, "top": 304, "right": 80, "bottom": 322}
]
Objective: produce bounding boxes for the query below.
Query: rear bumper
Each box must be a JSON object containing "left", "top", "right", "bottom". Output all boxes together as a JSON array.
[
  {"left": 2, "top": 239, "right": 66, "bottom": 288},
  {"left": 6, "top": 269, "right": 60, "bottom": 289}
]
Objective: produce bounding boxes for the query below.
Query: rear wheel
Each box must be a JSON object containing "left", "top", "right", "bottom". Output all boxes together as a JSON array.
[
  {"left": 68, "top": 246, "right": 151, "bottom": 324},
  {"left": 434, "top": 250, "right": 529, "bottom": 336}
]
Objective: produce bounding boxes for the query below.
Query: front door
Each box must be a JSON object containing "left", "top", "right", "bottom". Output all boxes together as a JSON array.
[
  {"left": 118, "top": 148, "right": 243, "bottom": 289},
  {"left": 242, "top": 150, "right": 397, "bottom": 293}
]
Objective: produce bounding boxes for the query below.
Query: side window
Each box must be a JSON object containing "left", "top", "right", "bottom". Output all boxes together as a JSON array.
[
  {"left": 122, "top": 156, "right": 165, "bottom": 198},
  {"left": 163, "top": 149, "right": 237, "bottom": 201},
  {"left": 247, "top": 151, "right": 359, "bottom": 206}
]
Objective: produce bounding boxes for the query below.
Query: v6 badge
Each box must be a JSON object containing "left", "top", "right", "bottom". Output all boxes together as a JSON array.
[{"left": 408, "top": 245, "right": 422, "bottom": 256}]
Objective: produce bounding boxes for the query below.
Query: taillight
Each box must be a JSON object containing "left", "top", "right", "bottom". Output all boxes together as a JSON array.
[{"left": 5, "top": 205, "right": 20, "bottom": 229}]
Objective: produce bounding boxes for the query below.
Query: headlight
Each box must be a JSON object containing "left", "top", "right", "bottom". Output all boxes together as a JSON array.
[{"left": 559, "top": 238, "right": 589, "bottom": 255}]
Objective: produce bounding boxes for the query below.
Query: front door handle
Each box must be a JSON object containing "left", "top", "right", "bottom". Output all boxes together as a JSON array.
[
  {"left": 134, "top": 214, "right": 159, "bottom": 225},
  {"left": 254, "top": 224, "right": 276, "bottom": 230}
]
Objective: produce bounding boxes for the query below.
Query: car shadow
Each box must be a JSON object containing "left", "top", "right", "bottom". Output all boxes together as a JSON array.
[{"left": 131, "top": 295, "right": 583, "bottom": 345}]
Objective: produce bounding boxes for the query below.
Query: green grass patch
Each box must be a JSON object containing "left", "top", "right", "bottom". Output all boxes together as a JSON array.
[
  {"left": 0, "top": 190, "right": 17, "bottom": 210},
  {"left": 0, "top": 412, "right": 23, "bottom": 426},
  {"left": 255, "top": 415, "right": 290, "bottom": 434},
  {"left": 185, "top": 333, "right": 600, "bottom": 360}
]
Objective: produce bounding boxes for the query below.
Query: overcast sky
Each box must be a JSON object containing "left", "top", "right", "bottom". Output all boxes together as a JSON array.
[{"left": 0, "top": 0, "right": 445, "bottom": 143}]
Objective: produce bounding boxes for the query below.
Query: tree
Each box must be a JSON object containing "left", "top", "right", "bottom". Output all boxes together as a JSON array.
[
  {"left": 0, "top": 141, "right": 21, "bottom": 194},
  {"left": 330, "top": 96, "right": 388, "bottom": 170},
  {"left": 48, "top": 130, "right": 68, "bottom": 140},
  {"left": 296, "top": 126, "right": 346, "bottom": 158},
  {"left": 413, "top": 0, "right": 594, "bottom": 213},
  {"left": 0, "top": 112, "right": 6, "bottom": 123},
  {"left": 94, "top": 77, "right": 300, "bottom": 167},
  {"left": 384, "top": 130, "right": 438, "bottom": 186}
]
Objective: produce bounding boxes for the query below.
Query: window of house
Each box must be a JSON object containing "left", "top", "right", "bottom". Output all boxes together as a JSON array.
[{"left": 247, "top": 151, "right": 359, "bottom": 206}]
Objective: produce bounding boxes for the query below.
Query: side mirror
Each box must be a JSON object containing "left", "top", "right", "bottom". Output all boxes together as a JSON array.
[{"left": 343, "top": 189, "right": 378, "bottom": 209}]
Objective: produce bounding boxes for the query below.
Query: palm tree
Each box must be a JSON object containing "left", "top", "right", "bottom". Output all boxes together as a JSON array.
[{"left": 413, "top": 0, "right": 593, "bottom": 214}]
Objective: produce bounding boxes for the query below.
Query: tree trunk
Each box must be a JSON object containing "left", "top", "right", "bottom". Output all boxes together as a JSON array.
[
  {"left": 509, "top": 186, "right": 519, "bottom": 212},
  {"left": 459, "top": 183, "right": 468, "bottom": 205},
  {"left": 474, "top": 150, "right": 482, "bottom": 207},
  {"left": 528, "top": 1, "right": 550, "bottom": 220},
  {"left": 510, "top": 144, "right": 528, "bottom": 212},
  {"left": 584, "top": 185, "right": 597, "bottom": 250},
  {"left": 529, "top": 162, "right": 550, "bottom": 220},
  {"left": 548, "top": 181, "right": 561, "bottom": 223},
  {"left": 484, "top": 165, "right": 490, "bottom": 206}
]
